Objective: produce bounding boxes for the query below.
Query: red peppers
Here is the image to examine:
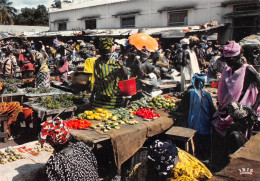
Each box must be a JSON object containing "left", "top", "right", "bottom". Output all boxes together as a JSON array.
[
  {"left": 136, "top": 108, "right": 161, "bottom": 119},
  {"left": 65, "top": 119, "right": 92, "bottom": 129}
]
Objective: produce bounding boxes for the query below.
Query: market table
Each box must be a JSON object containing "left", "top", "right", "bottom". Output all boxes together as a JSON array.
[
  {"left": 69, "top": 109, "right": 174, "bottom": 172},
  {"left": 22, "top": 101, "right": 90, "bottom": 135},
  {"left": 1, "top": 92, "right": 25, "bottom": 104}
]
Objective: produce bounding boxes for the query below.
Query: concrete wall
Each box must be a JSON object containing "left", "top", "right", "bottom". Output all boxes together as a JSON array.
[
  {"left": 0, "top": 25, "right": 49, "bottom": 34},
  {"left": 49, "top": 0, "right": 232, "bottom": 31}
]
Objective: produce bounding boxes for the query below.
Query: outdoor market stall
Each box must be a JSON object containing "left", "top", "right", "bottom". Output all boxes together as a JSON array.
[
  {"left": 70, "top": 109, "right": 174, "bottom": 172},
  {"left": 67, "top": 95, "right": 181, "bottom": 173}
]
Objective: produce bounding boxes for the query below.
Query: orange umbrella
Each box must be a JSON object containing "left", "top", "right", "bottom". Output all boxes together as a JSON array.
[{"left": 129, "top": 33, "right": 159, "bottom": 52}]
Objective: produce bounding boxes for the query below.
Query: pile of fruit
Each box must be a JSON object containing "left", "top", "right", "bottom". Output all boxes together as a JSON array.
[
  {"left": 0, "top": 147, "right": 24, "bottom": 164},
  {"left": 78, "top": 108, "right": 138, "bottom": 132},
  {"left": 128, "top": 95, "right": 181, "bottom": 112},
  {"left": 65, "top": 119, "right": 92, "bottom": 129}
]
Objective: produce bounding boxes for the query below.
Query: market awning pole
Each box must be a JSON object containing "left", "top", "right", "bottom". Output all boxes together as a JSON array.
[{"left": 52, "top": 108, "right": 67, "bottom": 120}]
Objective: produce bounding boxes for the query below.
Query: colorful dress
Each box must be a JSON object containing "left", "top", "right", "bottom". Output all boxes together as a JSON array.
[
  {"left": 46, "top": 142, "right": 99, "bottom": 181},
  {"left": 0, "top": 102, "right": 23, "bottom": 135},
  {"left": 212, "top": 64, "right": 260, "bottom": 136},
  {"left": 93, "top": 58, "right": 129, "bottom": 109},
  {"left": 35, "top": 51, "right": 50, "bottom": 88}
]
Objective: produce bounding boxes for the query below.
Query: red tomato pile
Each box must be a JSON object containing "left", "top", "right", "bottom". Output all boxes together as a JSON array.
[
  {"left": 65, "top": 119, "right": 92, "bottom": 129},
  {"left": 136, "top": 108, "right": 161, "bottom": 119}
]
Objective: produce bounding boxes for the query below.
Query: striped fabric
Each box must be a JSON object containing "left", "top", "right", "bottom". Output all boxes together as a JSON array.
[{"left": 93, "top": 58, "right": 129, "bottom": 109}]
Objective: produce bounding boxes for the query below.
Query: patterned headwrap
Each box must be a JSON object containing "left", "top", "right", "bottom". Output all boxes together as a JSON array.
[
  {"left": 38, "top": 117, "right": 70, "bottom": 147},
  {"left": 223, "top": 41, "right": 241, "bottom": 58},
  {"left": 99, "top": 37, "right": 114, "bottom": 51},
  {"left": 148, "top": 139, "right": 178, "bottom": 176}
]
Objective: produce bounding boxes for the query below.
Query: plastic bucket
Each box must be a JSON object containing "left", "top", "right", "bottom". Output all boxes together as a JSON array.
[
  {"left": 119, "top": 78, "right": 137, "bottom": 96},
  {"left": 211, "top": 81, "right": 219, "bottom": 88}
]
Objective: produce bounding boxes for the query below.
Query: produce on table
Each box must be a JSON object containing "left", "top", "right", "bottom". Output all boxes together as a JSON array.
[
  {"left": 79, "top": 108, "right": 138, "bottom": 132},
  {"left": 36, "top": 92, "right": 90, "bottom": 109},
  {"left": 136, "top": 108, "right": 161, "bottom": 120},
  {"left": 25, "top": 87, "right": 52, "bottom": 93},
  {"left": 129, "top": 95, "right": 181, "bottom": 112},
  {"left": 65, "top": 119, "right": 92, "bottom": 129},
  {"left": 1, "top": 79, "right": 21, "bottom": 84},
  {"left": 3, "top": 84, "right": 18, "bottom": 93}
]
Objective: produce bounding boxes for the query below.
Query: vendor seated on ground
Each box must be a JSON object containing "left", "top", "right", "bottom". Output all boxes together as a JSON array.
[
  {"left": 90, "top": 37, "right": 130, "bottom": 109},
  {"left": 146, "top": 139, "right": 212, "bottom": 181},
  {"left": 155, "top": 49, "right": 171, "bottom": 79},
  {"left": 0, "top": 81, "right": 23, "bottom": 137},
  {"left": 211, "top": 41, "right": 260, "bottom": 171},
  {"left": 39, "top": 117, "right": 99, "bottom": 180}
]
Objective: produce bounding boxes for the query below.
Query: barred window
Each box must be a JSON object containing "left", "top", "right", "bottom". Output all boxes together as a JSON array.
[
  {"left": 58, "top": 22, "right": 67, "bottom": 31},
  {"left": 121, "top": 16, "right": 135, "bottom": 28},
  {"left": 85, "top": 19, "right": 96, "bottom": 29},
  {"left": 168, "top": 10, "right": 188, "bottom": 26}
]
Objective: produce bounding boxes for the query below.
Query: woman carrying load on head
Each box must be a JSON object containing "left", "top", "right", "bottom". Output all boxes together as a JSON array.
[
  {"left": 39, "top": 117, "right": 99, "bottom": 181},
  {"left": 90, "top": 37, "right": 130, "bottom": 109}
]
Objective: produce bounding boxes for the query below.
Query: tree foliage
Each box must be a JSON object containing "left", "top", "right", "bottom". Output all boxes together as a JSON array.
[
  {"left": 51, "top": 0, "right": 61, "bottom": 8},
  {"left": 15, "top": 5, "right": 48, "bottom": 26},
  {"left": 0, "top": 0, "right": 17, "bottom": 25}
]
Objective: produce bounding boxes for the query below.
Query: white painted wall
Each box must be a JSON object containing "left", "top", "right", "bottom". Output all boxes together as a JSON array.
[
  {"left": 0, "top": 25, "right": 49, "bottom": 34},
  {"left": 49, "top": 0, "right": 232, "bottom": 31}
]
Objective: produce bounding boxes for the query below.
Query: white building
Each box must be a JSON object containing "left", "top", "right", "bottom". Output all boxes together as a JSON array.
[{"left": 49, "top": 0, "right": 259, "bottom": 41}]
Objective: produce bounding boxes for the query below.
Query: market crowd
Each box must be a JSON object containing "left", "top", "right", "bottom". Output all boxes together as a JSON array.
[{"left": 0, "top": 34, "right": 259, "bottom": 180}]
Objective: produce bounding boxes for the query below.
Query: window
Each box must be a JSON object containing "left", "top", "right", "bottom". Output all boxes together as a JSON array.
[
  {"left": 85, "top": 19, "right": 96, "bottom": 29},
  {"left": 58, "top": 22, "right": 67, "bottom": 31},
  {"left": 168, "top": 10, "right": 188, "bottom": 26},
  {"left": 121, "top": 16, "right": 135, "bottom": 28},
  {"left": 234, "top": 4, "right": 258, "bottom": 13}
]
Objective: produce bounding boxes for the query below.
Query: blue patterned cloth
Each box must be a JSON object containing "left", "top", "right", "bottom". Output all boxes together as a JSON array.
[{"left": 148, "top": 140, "right": 178, "bottom": 176}]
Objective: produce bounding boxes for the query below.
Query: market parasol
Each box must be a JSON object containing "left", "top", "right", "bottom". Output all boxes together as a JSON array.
[{"left": 129, "top": 33, "right": 159, "bottom": 52}]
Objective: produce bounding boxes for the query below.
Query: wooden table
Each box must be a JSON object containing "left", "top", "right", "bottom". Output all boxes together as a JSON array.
[
  {"left": 22, "top": 102, "right": 90, "bottom": 135},
  {"left": 70, "top": 109, "right": 175, "bottom": 172}
]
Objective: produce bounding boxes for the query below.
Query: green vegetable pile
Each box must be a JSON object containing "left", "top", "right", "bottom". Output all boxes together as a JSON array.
[
  {"left": 37, "top": 92, "right": 90, "bottom": 109},
  {"left": 3, "top": 84, "right": 18, "bottom": 94},
  {"left": 1, "top": 79, "right": 21, "bottom": 84},
  {"left": 25, "top": 87, "right": 52, "bottom": 93}
]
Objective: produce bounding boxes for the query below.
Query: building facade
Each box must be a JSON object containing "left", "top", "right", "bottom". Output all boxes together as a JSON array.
[{"left": 49, "top": 0, "right": 259, "bottom": 41}]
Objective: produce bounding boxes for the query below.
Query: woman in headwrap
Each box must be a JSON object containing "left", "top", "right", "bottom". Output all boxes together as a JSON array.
[
  {"left": 211, "top": 41, "right": 260, "bottom": 171},
  {"left": 18, "top": 44, "right": 35, "bottom": 78},
  {"left": 147, "top": 139, "right": 212, "bottom": 181},
  {"left": 90, "top": 37, "right": 129, "bottom": 109},
  {"left": 34, "top": 41, "right": 51, "bottom": 88},
  {"left": 56, "top": 46, "right": 69, "bottom": 83},
  {"left": 39, "top": 117, "right": 99, "bottom": 181}
]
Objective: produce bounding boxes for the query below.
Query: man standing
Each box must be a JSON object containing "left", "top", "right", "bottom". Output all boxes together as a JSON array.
[{"left": 180, "top": 38, "right": 200, "bottom": 92}]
